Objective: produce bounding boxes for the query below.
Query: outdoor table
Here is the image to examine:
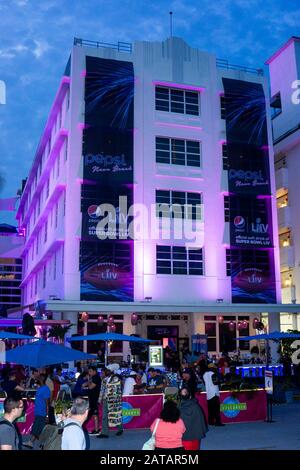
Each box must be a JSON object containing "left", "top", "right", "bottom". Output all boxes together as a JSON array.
[{"left": 196, "top": 389, "right": 267, "bottom": 423}]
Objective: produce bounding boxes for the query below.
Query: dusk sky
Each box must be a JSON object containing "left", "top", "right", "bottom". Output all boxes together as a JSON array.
[{"left": 0, "top": 0, "right": 299, "bottom": 224}]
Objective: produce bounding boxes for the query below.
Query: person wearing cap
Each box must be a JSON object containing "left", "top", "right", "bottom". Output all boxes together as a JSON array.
[
  {"left": 122, "top": 371, "right": 137, "bottom": 396},
  {"left": 97, "top": 366, "right": 123, "bottom": 438},
  {"left": 203, "top": 364, "right": 225, "bottom": 426}
]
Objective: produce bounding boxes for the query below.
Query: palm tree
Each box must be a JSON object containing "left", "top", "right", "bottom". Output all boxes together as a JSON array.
[{"left": 48, "top": 324, "right": 73, "bottom": 344}]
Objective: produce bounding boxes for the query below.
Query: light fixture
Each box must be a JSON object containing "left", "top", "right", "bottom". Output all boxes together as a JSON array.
[
  {"left": 216, "top": 299, "right": 224, "bottom": 304},
  {"left": 282, "top": 240, "right": 289, "bottom": 247},
  {"left": 108, "top": 315, "right": 114, "bottom": 325},
  {"left": 108, "top": 323, "right": 116, "bottom": 333},
  {"left": 253, "top": 317, "right": 259, "bottom": 329},
  {"left": 218, "top": 315, "right": 224, "bottom": 323},
  {"left": 229, "top": 321, "right": 235, "bottom": 332},
  {"left": 131, "top": 313, "right": 138, "bottom": 326},
  {"left": 97, "top": 315, "right": 104, "bottom": 326},
  {"left": 81, "top": 312, "right": 89, "bottom": 322},
  {"left": 145, "top": 297, "right": 152, "bottom": 302}
]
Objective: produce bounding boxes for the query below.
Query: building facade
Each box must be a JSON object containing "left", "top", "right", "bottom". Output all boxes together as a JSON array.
[
  {"left": 15, "top": 37, "right": 285, "bottom": 359},
  {"left": 0, "top": 224, "right": 23, "bottom": 317},
  {"left": 266, "top": 36, "right": 300, "bottom": 331}
]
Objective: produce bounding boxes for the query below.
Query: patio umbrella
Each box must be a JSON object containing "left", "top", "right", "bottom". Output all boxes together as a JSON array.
[
  {"left": 68, "top": 332, "right": 153, "bottom": 366},
  {"left": 238, "top": 331, "right": 300, "bottom": 366},
  {"left": 0, "top": 331, "right": 39, "bottom": 340},
  {"left": 4, "top": 339, "right": 95, "bottom": 367},
  {"left": 67, "top": 332, "right": 153, "bottom": 343},
  {"left": 238, "top": 331, "right": 300, "bottom": 341}
]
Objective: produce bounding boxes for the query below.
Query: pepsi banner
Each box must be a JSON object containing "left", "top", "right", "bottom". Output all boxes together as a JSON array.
[
  {"left": 229, "top": 196, "right": 273, "bottom": 248},
  {"left": 223, "top": 78, "right": 276, "bottom": 303},
  {"left": 80, "top": 57, "right": 134, "bottom": 301}
]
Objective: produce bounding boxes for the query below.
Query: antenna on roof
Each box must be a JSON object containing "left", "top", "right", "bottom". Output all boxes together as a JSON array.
[{"left": 169, "top": 11, "right": 173, "bottom": 38}]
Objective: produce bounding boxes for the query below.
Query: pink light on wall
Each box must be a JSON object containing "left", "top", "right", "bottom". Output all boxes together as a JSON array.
[
  {"left": 155, "top": 121, "right": 203, "bottom": 131},
  {"left": 153, "top": 80, "right": 205, "bottom": 92},
  {"left": 80, "top": 70, "right": 87, "bottom": 78}
]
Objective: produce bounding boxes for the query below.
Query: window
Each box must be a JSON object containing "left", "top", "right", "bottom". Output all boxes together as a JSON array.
[
  {"left": 270, "top": 92, "right": 282, "bottom": 119},
  {"left": 224, "top": 195, "right": 230, "bottom": 222},
  {"left": 205, "top": 321, "right": 217, "bottom": 352},
  {"left": 64, "top": 140, "right": 68, "bottom": 161},
  {"left": 34, "top": 275, "right": 37, "bottom": 295},
  {"left": 226, "top": 249, "right": 231, "bottom": 276},
  {"left": 156, "top": 245, "right": 203, "bottom": 275},
  {"left": 220, "top": 95, "right": 226, "bottom": 119},
  {"left": 222, "top": 143, "right": 229, "bottom": 170},
  {"left": 61, "top": 247, "right": 64, "bottom": 273},
  {"left": 54, "top": 252, "right": 57, "bottom": 280},
  {"left": 44, "top": 220, "right": 48, "bottom": 243},
  {"left": 156, "top": 190, "right": 202, "bottom": 220},
  {"left": 43, "top": 265, "right": 46, "bottom": 288},
  {"left": 155, "top": 86, "right": 200, "bottom": 116},
  {"left": 56, "top": 153, "right": 60, "bottom": 178},
  {"left": 46, "top": 178, "right": 50, "bottom": 199},
  {"left": 63, "top": 192, "right": 66, "bottom": 216},
  {"left": 55, "top": 202, "right": 58, "bottom": 228},
  {"left": 277, "top": 191, "right": 288, "bottom": 208},
  {"left": 156, "top": 137, "right": 201, "bottom": 167}
]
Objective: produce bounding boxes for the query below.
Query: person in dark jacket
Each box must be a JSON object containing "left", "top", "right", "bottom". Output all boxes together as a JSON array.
[{"left": 179, "top": 386, "right": 208, "bottom": 450}]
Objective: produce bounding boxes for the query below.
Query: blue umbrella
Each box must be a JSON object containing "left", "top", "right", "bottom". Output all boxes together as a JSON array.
[
  {"left": 68, "top": 332, "right": 153, "bottom": 343},
  {"left": 238, "top": 331, "right": 300, "bottom": 341},
  {"left": 4, "top": 340, "right": 95, "bottom": 367},
  {"left": 0, "top": 331, "right": 39, "bottom": 340}
]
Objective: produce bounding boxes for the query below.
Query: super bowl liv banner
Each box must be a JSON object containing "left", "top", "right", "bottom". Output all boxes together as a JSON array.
[
  {"left": 80, "top": 57, "right": 134, "bottom": 301},
  {"left": 222, "top": 78, "right": 276, "bottom": 304}
]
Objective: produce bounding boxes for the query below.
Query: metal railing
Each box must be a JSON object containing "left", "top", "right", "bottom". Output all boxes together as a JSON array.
[
  {"left": 216, "top": 58, "right": 264, "bottom": 76},
  {"left": 74, "top": 37, "right": 132, "bottom": 53}
]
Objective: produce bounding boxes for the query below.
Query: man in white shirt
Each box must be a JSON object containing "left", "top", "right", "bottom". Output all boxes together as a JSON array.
[
  {"left": 122, "top": 371, "right": 137, "bottom": 396},
  {"left": 203, "top": 364, "right": 225, "bottom": 426},
  {"left": 61, "top": 398, "right": 89, "bottom": 450}
]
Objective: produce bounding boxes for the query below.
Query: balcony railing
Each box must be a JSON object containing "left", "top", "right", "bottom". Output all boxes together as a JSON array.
[
  {"left": 216, "top": 58, "right": 264, "bottom": 76},
  {"left": 74, "top": 37, "right": 132, "bottom": 53}
]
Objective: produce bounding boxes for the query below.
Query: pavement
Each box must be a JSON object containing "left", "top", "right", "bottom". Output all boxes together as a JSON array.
[
  {"left": 22, "top": 402, "right": 300, "bottom": 450},
  {"left": 88, "top": 402, "right": 300, "bottom": 451}
]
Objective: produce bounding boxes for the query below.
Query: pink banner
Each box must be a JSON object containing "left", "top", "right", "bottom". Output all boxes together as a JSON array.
[
  {"left": 1, "top": 394, "right": 164, "bottom": 434},
  {"left": 196, "top": 389, "right": 267, "bottom": 423}
]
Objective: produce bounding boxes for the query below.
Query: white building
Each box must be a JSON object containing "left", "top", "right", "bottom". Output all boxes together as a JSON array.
[
  {"left": 14, "top": 36, "right": 293, "bottom": 361},
  {"left": 266, "top": 36, "right": 300, "bottom": 331}
]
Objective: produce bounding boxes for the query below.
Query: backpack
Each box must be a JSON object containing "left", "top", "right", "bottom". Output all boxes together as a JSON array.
[
  {"left": 39, "top": 422, "right": 81, "bottom": 450},
  {"left": 0, "top": 419, "right": 18, "bottom": 450}
]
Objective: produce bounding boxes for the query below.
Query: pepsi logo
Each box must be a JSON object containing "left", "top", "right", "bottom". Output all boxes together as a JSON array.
[
  {"left": 234, "top": 216, "right": 245, "bottom": 229},
  {"left": 88, "top": 205, "right": 100, "bottom": 218}
]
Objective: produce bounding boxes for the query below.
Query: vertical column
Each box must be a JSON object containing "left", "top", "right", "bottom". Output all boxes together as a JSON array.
[{"left": 268, "top": 311, "right": 280, "bottom": 362}]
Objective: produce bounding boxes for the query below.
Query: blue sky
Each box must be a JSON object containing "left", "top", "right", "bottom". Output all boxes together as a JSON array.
[{"left": 0, "top": 0, "right": 300, "bottom": 224}]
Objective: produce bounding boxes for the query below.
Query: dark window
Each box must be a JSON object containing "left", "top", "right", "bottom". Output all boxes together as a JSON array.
[
  {"left": 222, "top": 143, "right": 229, "bottom": 170},
  {"left": 156, "top": 190, "right": 202, "bottom": 220},
  {"left": 270, "top": 92, "right": 282, "bottom": 119},
  {"left": 156, "top": 137, "right": 201, "bottom": 167},
  {"left": 220, "top": 95, "right": 226, "bottom": 119},
  {"left": 226, "top": 249, "right": 231, "bottom": 276},
  {"left": 156, "top": 246, "right": 203, "bottom": 275},
  {"left": 224, "top": 195, "right": 230, "bottom": 222},
  {"left": 155, "top": 86, "right": 200, "bottom": 116}
]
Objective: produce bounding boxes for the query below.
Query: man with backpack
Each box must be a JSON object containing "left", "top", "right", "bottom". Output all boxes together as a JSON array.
[
  {"left": 61, "top": 397, "right": 89, "bottom": 450},
  {"left": 39, "top": 397, "right": 89, "bottom": 450},
  {"left": 0, "top": 397, "right": 24, "bottom": 450}
]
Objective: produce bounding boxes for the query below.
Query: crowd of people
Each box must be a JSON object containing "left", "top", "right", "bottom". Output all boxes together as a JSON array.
[{"left": 0, "top": 349, "right": 232, "bottom": 451}]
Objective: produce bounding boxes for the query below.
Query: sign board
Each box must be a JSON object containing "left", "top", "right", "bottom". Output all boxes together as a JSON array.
[
  {"left": 265, "top": 369, "right": 273, "bottom": 395},
  {"left": 192, "top": 334, "right": 208, "bottom": 354},
  {"left": 149, "top": 346, "right": 163, "bottom": 367}
]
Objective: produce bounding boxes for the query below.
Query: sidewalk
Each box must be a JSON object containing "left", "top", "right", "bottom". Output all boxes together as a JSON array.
[{"left": 88, "top": 402, "right": 300, "bottom": 451}]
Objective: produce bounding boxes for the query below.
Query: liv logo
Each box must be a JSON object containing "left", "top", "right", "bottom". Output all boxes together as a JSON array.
[
  {"left": 221, "top": 397, "right": 247, "bottom": 418},
  {"left": 0, "top": 80, "right": 6, "bottom": 105}
]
